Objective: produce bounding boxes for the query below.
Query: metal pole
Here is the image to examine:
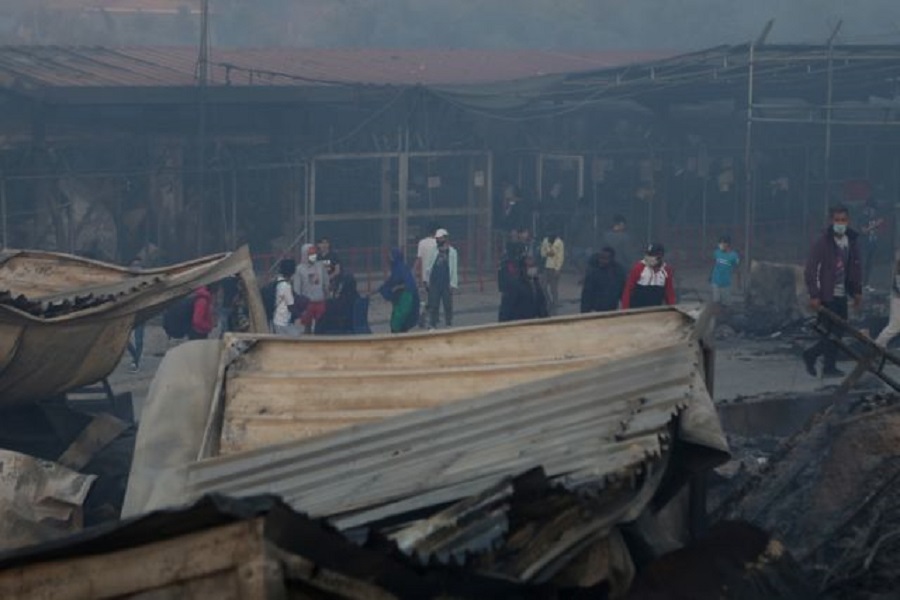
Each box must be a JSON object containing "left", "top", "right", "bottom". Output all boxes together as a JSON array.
[
  {"left": 309, "top": 159, "right": 317, "bottom": 245},
  {"left": 195, "top": 0, "right": 210, "bottom": 257},
  {"left": 486, "top": 151, "right": 494, "bottom": 268},
  {"left": 701, "top": 176, "right": 708, "bottom": 257},
  {"left": 230, "top": 167, "right": 237, "bottom": 248},
  {"left": 802, "top": 145, "right": 811, "bottom": 257},
  {"left": 398, "top": 129, "right": 409, "bottom": 250},
  {"left": 743, "top": 43, "right": 756, "bottom": 276},
  {"left": 0, "top": 175, "right": 7, "bottom": 249},
  {"left": 824, "top": 21, "right": 841, "bottom": 217}
]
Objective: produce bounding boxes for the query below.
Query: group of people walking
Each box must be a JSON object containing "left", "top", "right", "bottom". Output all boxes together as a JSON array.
[{"left": 270, "top": 238, "right": 361, "bottom": 337}]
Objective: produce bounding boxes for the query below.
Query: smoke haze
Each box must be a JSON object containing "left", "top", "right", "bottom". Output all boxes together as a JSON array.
[{"left": 1, "top": 0, "right": 898, "bottom": 49}]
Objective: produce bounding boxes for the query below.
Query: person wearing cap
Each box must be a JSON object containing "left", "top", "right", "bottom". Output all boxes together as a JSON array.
[
  {"left": 414, "top": 222, "right": 440, "bottom": 328},
  {"left": 423, "top": 228, "right": 458, "bottom": 329},
  {"left": 621, "top": 243, "right": 676, "bottom": 309},
  {"left": 710, "top": 235, "right": 740, "bottom": 307}
]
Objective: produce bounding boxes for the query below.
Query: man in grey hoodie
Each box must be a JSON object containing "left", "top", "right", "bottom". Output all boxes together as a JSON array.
[{"left": 293, "top": 243, "right": 329, "bottom": 334}]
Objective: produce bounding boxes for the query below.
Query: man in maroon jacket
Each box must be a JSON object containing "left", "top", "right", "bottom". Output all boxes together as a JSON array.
[{"left": 802, "top": 205, "right": 863, "bottom": 377}]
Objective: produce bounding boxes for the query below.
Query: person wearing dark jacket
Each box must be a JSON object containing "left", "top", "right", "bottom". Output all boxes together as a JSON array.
[
  {"left": 316, "top": 261, "right": 359, "bottom": 334},
  {"left": 499, "top": 256, "right": 548, "bottom": 322},
  {"left": 802, "top": 205, "right": 863, "bottom": 377},
  {"left": 581, "top": 247, "right": 626, "bottom": 313},
  {"left": 379, "top": 248, "right": 421, "bottom": 333}
]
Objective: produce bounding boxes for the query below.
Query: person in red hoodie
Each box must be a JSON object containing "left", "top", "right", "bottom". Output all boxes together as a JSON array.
[
  {"left": 189, "top": 284, "right": 216, "bottom": 339},
  {"left": 621, "top": 243, "right": 676, "bottom": 309}
]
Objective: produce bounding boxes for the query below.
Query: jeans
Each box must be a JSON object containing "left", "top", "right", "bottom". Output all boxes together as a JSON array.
[
  {"left": 806, "top": 296, "right": 848, "bottom": 371},
  {"left": 127, "top": 324, "right": 144, "bottom": 366},
  {"left": 544, "top": 269, "right": 561, "bottom": 315},
  {"left": 428, "top": 284, "right": 453, "bottom": 328}
]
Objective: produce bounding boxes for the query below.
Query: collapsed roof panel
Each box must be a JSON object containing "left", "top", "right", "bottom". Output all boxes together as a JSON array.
[{"left": 0, "top": 246, "right": 266, "bottom": 405}]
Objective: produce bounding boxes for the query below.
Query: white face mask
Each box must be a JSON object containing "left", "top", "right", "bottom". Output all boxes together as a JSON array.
[
  {"left": 645, "top": 255, "right": 661, "bottom": 267},
  {"left": 308, "top": 254, "right": 318, "bottom": 263}
]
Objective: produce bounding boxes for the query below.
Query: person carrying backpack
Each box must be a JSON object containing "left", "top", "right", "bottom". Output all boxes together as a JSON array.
[{"left": 272, "top": 259, "right": 300, "bottom": 336}]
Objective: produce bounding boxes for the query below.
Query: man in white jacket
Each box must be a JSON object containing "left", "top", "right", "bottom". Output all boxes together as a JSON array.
[{"left": 423, "top": 228, "right": 458, "bottom": 329}]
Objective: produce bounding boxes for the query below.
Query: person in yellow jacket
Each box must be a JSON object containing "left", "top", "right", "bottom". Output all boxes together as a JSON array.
[{"left": 540, "top": 233, "right": 565, "bottom": 315}]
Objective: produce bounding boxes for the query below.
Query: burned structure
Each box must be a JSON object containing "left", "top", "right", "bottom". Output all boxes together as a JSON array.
[{"left": 0, "top": 41, "right": 897, "bottom": 280}]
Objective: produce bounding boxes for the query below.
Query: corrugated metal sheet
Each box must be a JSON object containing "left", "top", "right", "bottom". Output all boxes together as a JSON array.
[
  {"left": 187, "top": 340, "right": 727, "bottom": 531},
  {"left": 0, "top": 46, "right": 667, "bottom": 90},
  {"left": 0, "top": 245, "right": 266, "bottom": 405},
  {"left": 210, "top": 309, "right": 696, "bottom": 455}
]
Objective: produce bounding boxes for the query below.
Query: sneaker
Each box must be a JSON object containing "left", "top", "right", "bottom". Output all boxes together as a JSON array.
[
  {"left": 801, "top": 350, "right": 817, "bottom": 377},
  {"left": 822, "top": 367, "right": 846, "bottom": 378}
]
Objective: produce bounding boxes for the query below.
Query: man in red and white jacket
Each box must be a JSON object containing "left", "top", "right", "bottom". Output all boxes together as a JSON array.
[{"left": 621, "top": 243, "right": 676, "bottom": 309}]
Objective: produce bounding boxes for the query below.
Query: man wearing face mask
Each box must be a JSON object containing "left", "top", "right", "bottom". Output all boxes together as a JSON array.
[
  {"left": 802, "top": 205, "right": 862, "bottom": 378},
  {"left": 293, "top": 243, "right": 329, "bottom": 334},
  {"left": 621, "top": 243, "right": 676, "bottom": 309},
  {"left": 423, "top": 229, "right": 458, "bottom": 329}
]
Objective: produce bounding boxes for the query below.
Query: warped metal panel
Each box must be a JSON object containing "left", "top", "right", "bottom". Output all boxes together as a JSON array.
[
  {"left": 0, "top": 246, "right": 265, "bottom": 405},
  {"left": 188, "top": 340, "right": 727, "bottom": 529},
  {"left": 212, "top": 308, "right": 697, "bottom": 455}
]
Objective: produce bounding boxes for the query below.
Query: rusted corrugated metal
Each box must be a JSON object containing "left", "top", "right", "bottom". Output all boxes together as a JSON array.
[
  {"left": 0, "top": 46, "right": 667, "bottom": 90},
  {"left": 0, "top": 245, "right": 265, "bottom": 405},
  {"left": 186, "top": 338, "right": 728, "bottom": 531}
]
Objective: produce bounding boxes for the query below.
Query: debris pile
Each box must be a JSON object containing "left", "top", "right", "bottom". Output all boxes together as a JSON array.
[{"left": 714, "top": 392, "right": 900, "bottom": 599}]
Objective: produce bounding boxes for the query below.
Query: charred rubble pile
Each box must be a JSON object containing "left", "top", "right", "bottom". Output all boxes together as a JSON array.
[{"left": 712, "top": 392, "right": 900, "bottom": 599}]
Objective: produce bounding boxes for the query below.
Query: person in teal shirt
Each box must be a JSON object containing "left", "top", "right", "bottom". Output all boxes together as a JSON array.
[{"left": 711, "top": 235, "right": 740, "bottom": 305}]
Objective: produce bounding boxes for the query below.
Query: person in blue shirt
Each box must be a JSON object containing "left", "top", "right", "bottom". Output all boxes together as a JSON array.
[{"left": 710, "top": 235, "right": 740, "bottom": 306}]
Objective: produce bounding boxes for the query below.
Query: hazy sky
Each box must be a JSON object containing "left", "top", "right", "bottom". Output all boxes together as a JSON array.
[{"left": 3, "top": 0, "right": 899, "bottom": 49}]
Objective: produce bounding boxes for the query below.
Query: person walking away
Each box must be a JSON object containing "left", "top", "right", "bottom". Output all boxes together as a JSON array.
[
  {"left": 621, "top": 243, "right": 676, "bottom": 309},
  {"left": 874, "top": 255, "right": 900, "bottom": 348},
  {"left": 602, "top": 215, "right": 635, "bottom": 273},
  {"left": 272, "top": 259, "right": 300, "bottom": 336},
  {"left": 294, "top": 243, "right": 329, "bottom": 334},
  {"left": 423, "top": 228, "right": 458, "bottom": 329},
  {"left": 415, "top": 222, "right": 440, "bottom": 328},
  {"left": 581, "top": 247, "right": 625, "bottom": 313},
  {"left": 802, "top": 205, "right": 863, "bottom": 378},
  {"left": 710, "top": 235, "right": 740, "bottom": 309},
  {"left": 379, "top": 248, "right": 421, "bottom": 333},
  {"left": 126, "top": 256, "right": 145, "bottom": 371},
  {"left": 498, "top": 240, "right": 525, "bottom": 321},
  {"left": 500, "top": 256, "right": 548, "bottom": 322},
  {"left": 540, "top": 232, "right": 565, "bottom": 315},
  {"left": 861, "top": 199, "right": 884, "bottom": 290},
  {"left": 189, "top": 284, "right": 216, "bottom": 340}
]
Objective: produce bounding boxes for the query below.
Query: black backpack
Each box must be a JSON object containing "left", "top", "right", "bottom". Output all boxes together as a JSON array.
[{"left": 163, "top": 296, "right": 195, "bottom": 339}]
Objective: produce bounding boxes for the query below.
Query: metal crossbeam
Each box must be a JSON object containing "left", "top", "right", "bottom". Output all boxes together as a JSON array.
[{"left": 813, "top": 307, "right": 900, "bottom": 393}]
